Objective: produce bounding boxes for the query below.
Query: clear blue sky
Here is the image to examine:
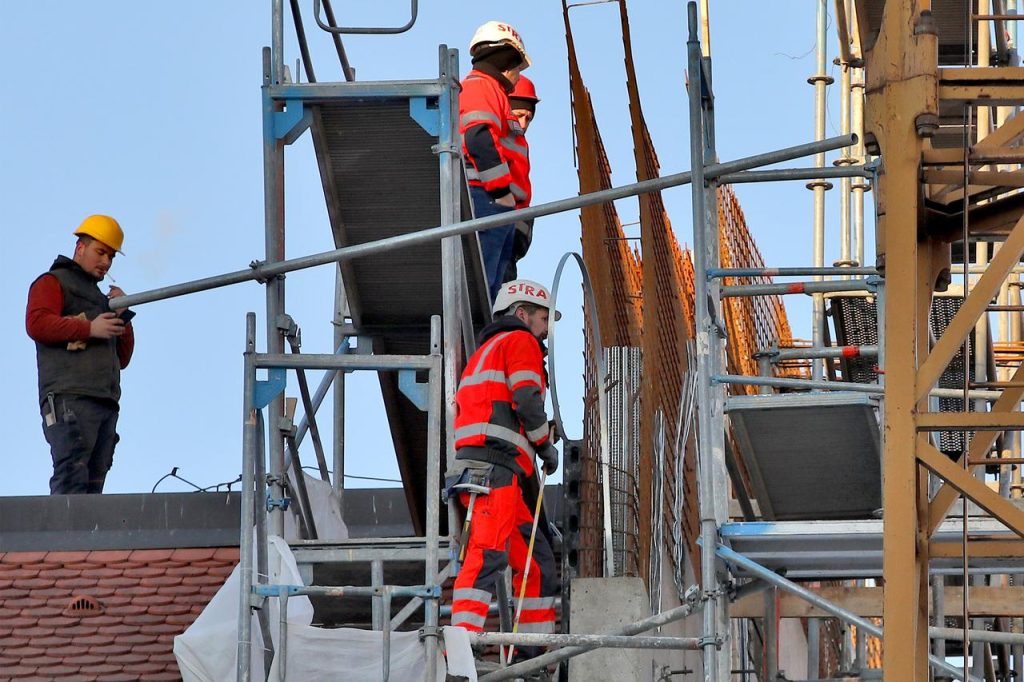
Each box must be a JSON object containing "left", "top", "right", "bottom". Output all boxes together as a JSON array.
[{"left": 1, "top": 3, "right": 868, "bottom": 496}]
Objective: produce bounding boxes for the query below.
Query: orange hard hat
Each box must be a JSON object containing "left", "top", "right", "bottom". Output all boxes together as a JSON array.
[{"left": 510, "top": 75, "right": 540, "bottom": 104}]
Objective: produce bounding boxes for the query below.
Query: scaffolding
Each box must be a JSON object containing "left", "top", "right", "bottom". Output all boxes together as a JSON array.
[{"left": 91, "top": 1, "right": 1024, "bottom": 679}]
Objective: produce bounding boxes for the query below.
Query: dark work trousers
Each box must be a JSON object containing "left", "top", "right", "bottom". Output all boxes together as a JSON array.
[
  {"left": 470, "top": 185, "right": 517, "bottom": 303},
  {"left": 41, "top": 394, "right": 119, "bottom": 494}
]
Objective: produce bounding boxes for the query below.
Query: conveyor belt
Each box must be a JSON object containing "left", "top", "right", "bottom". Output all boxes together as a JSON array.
[{"left": 309, "top": 95, "right": 491, "bottom": 533}]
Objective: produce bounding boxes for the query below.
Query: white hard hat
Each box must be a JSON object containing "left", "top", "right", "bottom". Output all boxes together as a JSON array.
[
  {"left": 494, "top": 279, "right": 561, "bottom": 320},
  {"left": 469, "top": 21, "right": 531, "bottom": 69}
]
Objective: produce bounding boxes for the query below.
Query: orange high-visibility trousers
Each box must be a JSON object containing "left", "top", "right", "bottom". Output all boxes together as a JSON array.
[{"left": 451, "top": 473, "right": 557, "bottom": 633}]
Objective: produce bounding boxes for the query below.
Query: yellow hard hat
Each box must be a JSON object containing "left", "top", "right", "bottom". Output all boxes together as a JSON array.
[{"left": 74, "top": 214, "right": 124, "bottom": 253}]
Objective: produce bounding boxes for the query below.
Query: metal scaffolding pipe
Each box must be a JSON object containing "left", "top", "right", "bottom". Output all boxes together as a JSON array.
[
  {"left": 721, "top": 278, "right": 872, "bottom": 297},
  {"left": 708, "top": 266, "right": 878, "bottom": 278},
  {"left": 714, "top": 374, "right": 1002, "bottom": 400},
  {"left": 931, "top": 626, "right": 1024, "bottom": 645},
  {"left": 469, "top": 632, "right": 701, "bottom": 650},
  {"left": 717, "top": 165, "right": 871, "bottom": 184},
  {"left": 769, "top": 345, "right": 879, "bottom": 361},
  {"left": 715, "top": 544, "right": 982, "bottom": 682},
  {"left": 110, "top": 133, "right": 856, "bottom": 310},
  {"left": 810, "top": 0, "right": 831, "bottom": 380},
  {"left": 477, "top": 596, "right": 703, "bottom": 682}
]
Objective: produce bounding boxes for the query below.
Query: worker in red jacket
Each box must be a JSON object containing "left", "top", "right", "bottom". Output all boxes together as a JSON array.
[
  {"left": 460, "top": 21, "right": 532, "bottom": 302},
  {"left": 450, "top": 279, "right": 560, "bottom": 654},
  {"left": 503, "top": 75, "right": 540, "bottom": 283},
  {"left": 25, "top": 215, "right": 136, "bottom": 494}
]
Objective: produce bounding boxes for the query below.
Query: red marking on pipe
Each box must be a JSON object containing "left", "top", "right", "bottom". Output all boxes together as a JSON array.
[
  {"left": 787, "top": 283, "right": 805, "bottom": 294},
  {"left": 842, "top": 346, "right": 860, "bottom": 358},
  {"left": 874, "top": 366, "right": 884, "bottom": 375}
]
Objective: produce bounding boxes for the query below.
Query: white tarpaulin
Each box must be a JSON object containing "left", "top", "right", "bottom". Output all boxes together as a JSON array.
[
  {"left": 267, "top": 625, "right": 447, "bottom": 681},
  {"left": 283, "top": 472, "right": 349, "bottom": 542},
  {"left": 175, "top": 533, "right": 449, "bottom": 681},
  {"left": 174, "top": 535, "right": 314, "bottom": 682}
]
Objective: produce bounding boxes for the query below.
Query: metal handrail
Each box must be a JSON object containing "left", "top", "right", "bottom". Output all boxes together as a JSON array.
[{"left": 313, "top": 0, "right": 417, "bottom": 35}]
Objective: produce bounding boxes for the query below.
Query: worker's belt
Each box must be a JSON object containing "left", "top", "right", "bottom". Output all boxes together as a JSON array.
[{"left": 443, "top": 459, "right": 493, "bottom": 504}]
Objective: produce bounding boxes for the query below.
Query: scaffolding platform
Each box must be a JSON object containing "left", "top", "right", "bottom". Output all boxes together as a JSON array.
[
  {"left": 727, "top": 392, "right": 881, "bottom": 521},
  {"left": 305, "top": 79, "right": 492, "bottom": 529},
  {"left": 721, "top": 518, "right": 1024, "bottom": 579}
]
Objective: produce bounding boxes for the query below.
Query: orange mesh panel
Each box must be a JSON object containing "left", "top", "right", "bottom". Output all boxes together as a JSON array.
[
  {"left": 620, "top": 0, "right": 700, "bottom": 584},
  {"left": 718, "top": 185, "right": 807, "bottom": 394},
  {"left": 565, "top": 5, "right": 644, "bottom": 579}
]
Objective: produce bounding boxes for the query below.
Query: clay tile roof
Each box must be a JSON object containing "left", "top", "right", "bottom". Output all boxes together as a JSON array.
[{"left": 0, "top": 546, "right": 239, "bottom": 678}]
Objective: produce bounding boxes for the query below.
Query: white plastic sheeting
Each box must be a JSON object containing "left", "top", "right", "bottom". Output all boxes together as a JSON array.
[
  {"left": 282, "top": 472, "right": 349, "bottom": 542},
  {"left": 175, "top": 533, "right": 449, "bottom": 681},
  {"left": 267, "top": 625, "right": 447, "bottom": 680},
  {"left": 174, "top": 535, "right": 313, "bottom": 681}
]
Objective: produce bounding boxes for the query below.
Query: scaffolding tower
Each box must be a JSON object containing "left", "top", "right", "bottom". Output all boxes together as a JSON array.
[{"left": 98, "top": 1, "right": 1024, "bottom": 680}]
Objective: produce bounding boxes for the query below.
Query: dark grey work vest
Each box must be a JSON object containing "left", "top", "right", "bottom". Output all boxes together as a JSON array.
[{"left": 33, "top": 256, "right": 120, "bottom": 407}]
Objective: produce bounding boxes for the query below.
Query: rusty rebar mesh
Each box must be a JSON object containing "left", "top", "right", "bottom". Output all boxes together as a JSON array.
[
  {"left": 718, "top": 185, "right": 807, "bottom": 394},
  {"left": 565, "top": 4, "right": 644, "bottom": 580},
  {"left": 619, "top": 0, "right": 700, "bottom": 587}
]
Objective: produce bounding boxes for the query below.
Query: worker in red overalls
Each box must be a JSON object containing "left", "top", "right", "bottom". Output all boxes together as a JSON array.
[
  {"left": 503, "top": 75, "right": 540, "bottom": 284},
  {"left": 449, "top": 279, "right": 560, "bottom": 657},
  {"left": 460, "top": 21, "right": 532, "bottom": 302}
]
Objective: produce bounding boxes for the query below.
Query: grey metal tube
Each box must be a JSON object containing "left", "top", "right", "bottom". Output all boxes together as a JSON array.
[
  {"left": 278, "top": 591, "right": 289, "bottom": 682},
  {"left": 931, "top": 627, "right": 1024, "bottom": 645},
  {"left": 292, "top": 341, "right": 347, "bottom": 451},
  {"left": 770, "top": 345, "right": 878, "bottom": 361},
  {"left": 686, "top": 5, "right": 726, "bottom": 680},
  {"left": 333, "top": 270, "right": 346, "bottom": 499},
  {"left": 255, "top": 353, "right": 432, "bottom": 371},
  {"left": 716, "top": 165, "right": 870, "bottom": 184},
  {"left": 262, "top": 46, "right": 287, "bottom": 541},
  {"left": 253, "top": 583, "right": 438, "bottom": 599},
  {"left": 714, "top": 374, "right": 1002, "bottom": 400},
  {"left": 470, "top": 632, "right": 701, "bottom": 650},
  {"left": 810, "top": 0, "right": 830, "bottom": 381},
  {"left": 721, "top": 279, "right": 872, "bottom": 297},
  {"left": 109, "top": 133, "right": 857, "bottom": 311},
  {"left": 253, "top": 411, "right": 275, "bottom": 674},
  {"left": 422, "top": 316, "right": 443, "bottom": 682},
  {"left": 708, "top": 266, "right": 877, "bottom": 278},
  {"left": 477, "top": 597, "right": 702, "bottom": 682},
  {"left": 271, "top": 0, "right": 284, "bottom": 85},
  {"left": 237, "top": 314, "right": 257, "bottom": 682},
  {"left": 438, "top": 47, "right": 463, "bottom": 579},
  {"left": 715, "top": 543, "right": 982, "bottom": 682},
  {"left": 371, "top": 559, "right": 384, "bottom": 630},
  {"left": 389, "top": 563, "right": 454, "bottom": 631}
]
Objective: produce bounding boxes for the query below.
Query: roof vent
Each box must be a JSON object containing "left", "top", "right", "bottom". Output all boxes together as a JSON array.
[{"left": 63, "top": 595, "right": 104, "bottom": 617}]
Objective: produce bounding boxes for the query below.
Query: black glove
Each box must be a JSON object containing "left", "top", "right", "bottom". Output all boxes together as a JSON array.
[{"left": 538, "top": 442, "right": 559, "bottom": 475}]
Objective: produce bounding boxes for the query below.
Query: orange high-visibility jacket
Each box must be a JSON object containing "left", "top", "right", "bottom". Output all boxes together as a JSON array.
[
  {"left": 459, "top": 69, "right": 531, "bottom": 206},
  {"left": 454, "top": 318, "right": 550, "bottom": 476}
]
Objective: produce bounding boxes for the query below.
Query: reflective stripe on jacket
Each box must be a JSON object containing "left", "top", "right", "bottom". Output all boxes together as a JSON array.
[
  {"left": 454, "top": 319, "right": 550, "bottom": 474},
  {"left": 460, "top": 69, "right": 529, "bottom": 201}
]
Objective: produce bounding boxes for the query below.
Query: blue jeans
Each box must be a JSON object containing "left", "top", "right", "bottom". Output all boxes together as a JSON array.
[
  {"left": 41, "top": 394, "right": 119, "bottom": 494},
  {"left": 470, "top": 185, "right": 517, "bottom": 303}
]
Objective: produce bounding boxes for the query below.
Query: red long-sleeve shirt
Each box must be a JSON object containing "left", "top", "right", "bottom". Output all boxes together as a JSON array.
[{"left": 26, "top": 274, "right": 134, "bottom": 369}]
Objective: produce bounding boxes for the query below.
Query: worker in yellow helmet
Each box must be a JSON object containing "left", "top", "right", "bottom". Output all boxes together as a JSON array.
[{"left": 25, "top": 215, "right": 136, "bottom": 494}]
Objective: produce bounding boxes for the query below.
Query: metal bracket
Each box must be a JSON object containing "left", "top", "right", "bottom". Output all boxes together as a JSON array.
[
  {"left": 409, "top": 96, "right": 440, "bottom": 137},
  {"left": 398, "top": 369, "right": 429, "bottom": 411},
  {"left": 697, "top": 635, "right": 724, "bottom": 650},
  {"left": 431, "top": 142, "right": 460, "bottom": 156},
  {"left": 266, "top": 492, "right": 291, "bottom": 512},
  {"left": 249, "top": 592, "right": 267, "bottom": 610},
  {"left": 418, "top": 625, "right": 442, "bottom": 641},
  {"left": 273, "top": 99, "right": 312, "bottom": 144},
  {"left": 254, "top": 368, "right": 287, "bottom": 409}
]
